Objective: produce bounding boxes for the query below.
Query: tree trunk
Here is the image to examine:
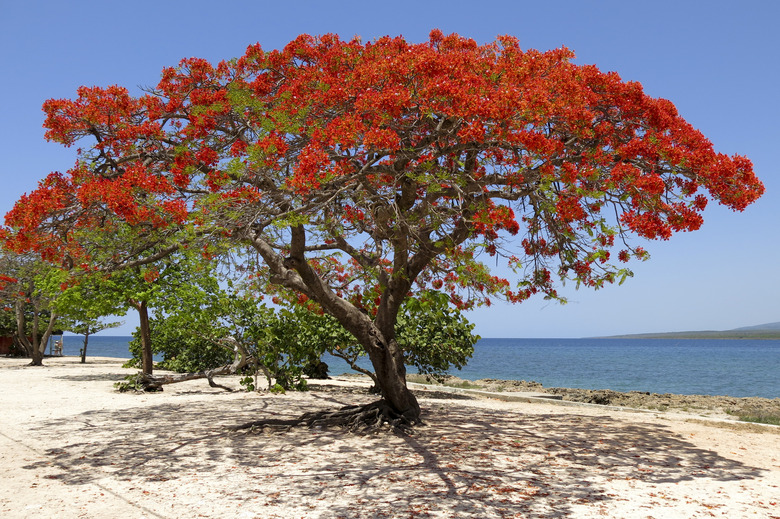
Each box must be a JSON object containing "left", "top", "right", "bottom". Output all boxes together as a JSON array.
[
  {"left": 15, "top": 314, "right": 58, "bottom": 367},
  {"left": 80, "top": 331, "right": 90, "bottom": 364},
  {"left": 129, "top": 299, "right": 153, "bottom": 375},
  {"left": 15, "top": 300, "right": 43, "bottom": 366},
  {"left": 27, "top": 340, "right": 43, "bottom": 366},
  {"left": 247, "top": 229, "right": 422, "bottom": 426},
  {"left": 363, "top": 333, "right": 421, "bottom": 424},
  {"left": 39, "top": 312, "right": 58, "bottom": 360},
  {"left": 138, "top": 302, "right": 153, "bottom": 375}
]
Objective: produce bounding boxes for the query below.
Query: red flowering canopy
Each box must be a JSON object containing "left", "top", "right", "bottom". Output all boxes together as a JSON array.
[
  {"left": 7, "top": 31, "right": 763, "bottom": 304},
  {"left": 2, "top": 31, "right": 764, "bottom": 419}
]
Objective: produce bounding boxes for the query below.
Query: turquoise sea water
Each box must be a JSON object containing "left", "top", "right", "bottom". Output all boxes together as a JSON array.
[{"left": 56, "top": 335, "right": 779, "bottom": 398}]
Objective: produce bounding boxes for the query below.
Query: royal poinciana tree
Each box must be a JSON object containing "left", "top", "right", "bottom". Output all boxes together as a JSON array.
[{"left": 3, "top": 31, "right": 763, "bottom": 428}]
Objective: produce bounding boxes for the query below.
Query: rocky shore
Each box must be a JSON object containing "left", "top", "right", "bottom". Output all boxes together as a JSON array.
[{"left": 406, "top": 375, "right": 780, "bottom": 423}]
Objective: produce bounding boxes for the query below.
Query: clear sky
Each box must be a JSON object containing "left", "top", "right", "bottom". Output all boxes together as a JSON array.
[{"left": 1, "top": 0, "right": 777, "bottom": 338}]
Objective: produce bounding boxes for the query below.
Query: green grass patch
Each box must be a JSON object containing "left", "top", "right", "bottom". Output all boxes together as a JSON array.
[
  {"left": 406, "top": 374, "right": 484, "bottom": 390},
  {"left": 738, "top": 414, "right": 780, "bottom": 426},
  {"left": 443, "top": 380, "right": 484, "bottom": 390},
  {"left": 685, "top": 419, "right": 780, "bottom": 434}
]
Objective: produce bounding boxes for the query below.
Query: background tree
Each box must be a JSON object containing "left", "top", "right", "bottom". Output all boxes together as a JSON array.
[
  {"left": 0, "top": 296, "right": 17, "bottom": 341},
  {"left": 125, "top": 258, "right": 239, "bottom": 378},
  {"left": 75, "top": 245, "right": 224, "bottom": 376},
  {"left": 3, "top": 32, "right": 764, "bottom": 428},
  {"left": 53, "top": 265, "right": 160, "bottom": 373},
  {"left": 0, "top": 250, "right": 60, "bottom": 365},
  {"left": 78, "top": 219, "right": 200, "bottom": 375},
  {"left": 39, "top": 269, "right": 124, "bottom": 363},
  {"left": 70, "top": 318, "right": 122, "bottom": 363},
  {"left": 125, "top": 267, "right": 323, "bottom": 393},
  {"left": 1, "top": 273, "right": 22, "bottom": 346}
]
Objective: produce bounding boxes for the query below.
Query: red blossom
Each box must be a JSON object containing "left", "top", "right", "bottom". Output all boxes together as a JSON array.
[{"left": 1, "top": 30, "right": 764, "bottom": 313}]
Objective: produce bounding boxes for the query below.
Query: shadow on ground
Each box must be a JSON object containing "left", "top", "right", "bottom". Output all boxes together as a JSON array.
[
  {"left": 52, "top": 373, "right": 130, "bottom": 382},
  {"left": 24, "top": 389, "right": 765, "bottom": 518}
]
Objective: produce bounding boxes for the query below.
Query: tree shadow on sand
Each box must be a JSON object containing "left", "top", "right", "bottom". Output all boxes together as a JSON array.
[
  {"left": 23, "top": 390, "right": 766, "bottom": 518},
  {"left": 52, "top": 372, "right": 131, "bottom": 383}
]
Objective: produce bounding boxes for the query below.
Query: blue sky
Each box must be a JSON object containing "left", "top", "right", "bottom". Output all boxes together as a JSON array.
[{"left": 1, "top": 1, "right": 777, "bottom": 337}]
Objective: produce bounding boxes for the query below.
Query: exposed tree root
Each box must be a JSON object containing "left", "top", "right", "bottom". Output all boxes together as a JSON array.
[
  {"left": 138, "top": 367, "right": 238, "bottom": 391},
  {"left": 132, "top": 338, "right": 255, "bottom": 392},
  {"left": 228, "top": 400, "right": 421, "bottom": 435}
]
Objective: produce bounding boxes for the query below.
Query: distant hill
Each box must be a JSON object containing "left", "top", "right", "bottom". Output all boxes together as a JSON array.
[
  {"left": 732, "top": 321, "right": 780, "bottom": 332},
  {"left": 601, "top": 321, "right": 780, "bottom": 339}
]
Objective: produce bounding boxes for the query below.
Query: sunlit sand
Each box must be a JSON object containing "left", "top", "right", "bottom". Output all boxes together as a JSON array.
[{"left": 1, "top": 356, "right": 777, "bottom": 518}]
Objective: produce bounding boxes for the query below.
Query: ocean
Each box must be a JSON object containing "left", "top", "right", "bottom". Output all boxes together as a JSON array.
[{"left": 55, "top": 335, "right": 780, "bottom": 399}]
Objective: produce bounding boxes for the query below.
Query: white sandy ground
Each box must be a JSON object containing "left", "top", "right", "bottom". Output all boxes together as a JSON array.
[{"left": 0, "top": 356, "right": 778, "bottom": 519}]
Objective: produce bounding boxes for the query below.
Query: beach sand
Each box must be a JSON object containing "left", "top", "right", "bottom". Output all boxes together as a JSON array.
[{"left": 1, "top": 356, "right": 778, "bottom": 518}]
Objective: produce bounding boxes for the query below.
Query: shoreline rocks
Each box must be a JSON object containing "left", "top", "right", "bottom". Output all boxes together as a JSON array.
[{"left": 412, "top": 375, "right": 780, "bottom": 420}]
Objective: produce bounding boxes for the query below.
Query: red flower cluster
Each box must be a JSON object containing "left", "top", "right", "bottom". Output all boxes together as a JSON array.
[{"left": 2, "top": 30, "right": 764, "bottom": 310}]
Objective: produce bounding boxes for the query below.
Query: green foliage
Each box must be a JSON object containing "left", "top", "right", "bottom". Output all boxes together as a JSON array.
[
  {"left": 0, "top": 290, "right": 19, "bottom": 337},
  {"left": 123, "top": 263, "right": 325, "bottom": 392},
  {"left": 224, "top": 297, "right": 323, "bottom": 392},
  {"left": 238, "top": 375, "right": 257, "bottom": 392},
  {"left": 67, "top": 319, "right": 122, "bottom": 338},
  {"left": 121, "top": 251, "right": 234, "bottom": 371},
  {"left": 0, "top": 301, "right": 40, "bottom": 337},
  {"left": 397, "top": 290, "right": 479, "bottom": 381},
  {"left": 38, "top": 270, "right": 123, "bottom": 361},
  {"left": 113, "top": 373, "right": 163, "bottom": 393},
  {"left": 118, "top": 251, "right": 477, "bottom": 391},
  {"left": 114, "top": 373, "right": 145, "bottom": 392},
  {"left": 272, "top": 290, "right": 479, "bottom": 383},
  {"left": 0, "top": 250, "right": 62, "bottom": 360},
  {"left": 128, "top": 319, "right": 234, "bottom": 372},
  {"left": 269, "top": 383, "right": 289, "bottom": 394},
  {"left": 130, "top": 284, "right": 476, "bottom": 392},
  {"left": 125, "top": 256, "right": 234, "bottom": 371},
  {"left": 39, "top": 269, "right": 127, "bottom": 323},
  {"left": 738, "top": 413, "right": 780, "bottom": 426}
]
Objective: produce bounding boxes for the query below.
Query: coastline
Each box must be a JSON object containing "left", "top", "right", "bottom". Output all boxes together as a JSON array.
[
  {"left": 597, "top": 331, "right": 780, "bottom": 340},
  {"left": 2, "top": 356, "right": 778, "bottom": 518},
  {"left": 403, "top": 374, "right": 780, "bottom": 423},
  {"left": 57, "top": 335, "right": 780, "bottom": 399}
]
